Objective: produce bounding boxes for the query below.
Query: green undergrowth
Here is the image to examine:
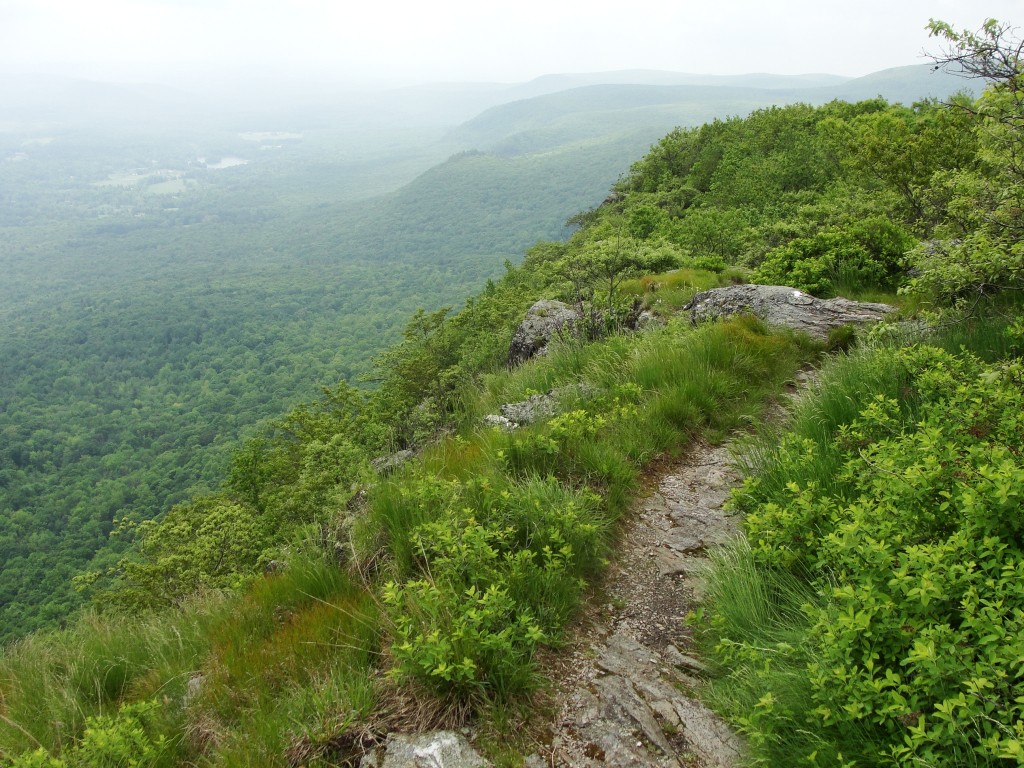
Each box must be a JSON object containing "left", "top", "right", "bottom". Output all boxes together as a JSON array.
[
  {"left": 356, "top": 315, "right": 818, "bottom": 712},
  {"left": 0, "top": 555, "right": 379, "bottom": 767},
  {"left": 618, "top": 267, "right": 745, "bottom": 315},
  {"left": 698, "top": 312, "right": 1024, "bottom": 766},
  {"left": 1, "top": 315, "right": 818, "bottom": 766}
]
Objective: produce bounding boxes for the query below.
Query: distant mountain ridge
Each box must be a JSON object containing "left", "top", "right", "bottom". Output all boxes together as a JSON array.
[
  {"left": 0, "top": 64, "right": 972, "bottom": 133},
  {"left": 444, "top": 64, "right": 981, "bottom": 154}
]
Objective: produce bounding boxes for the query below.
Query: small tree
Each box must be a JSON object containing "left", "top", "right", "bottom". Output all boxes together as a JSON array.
[
  {"left": 557, "top": 235, "right": 680, "bottom": 332},
  {"left": 88, "top": 496, "right": 269, "bottom": 611},
  {"left": 903, "top": 19, "right": 1024, "bottom": 302}
]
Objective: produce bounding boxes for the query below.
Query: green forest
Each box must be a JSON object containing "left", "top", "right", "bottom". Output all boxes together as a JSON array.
[
  {"left": 0, "top": 106, "right": 651, "bottom": 639},
  {"left": 3, "top": 15, "right": 1024, "bottom": 768},
  {"left": 0, "top": 55, "right": 972, "bottom": 643}
]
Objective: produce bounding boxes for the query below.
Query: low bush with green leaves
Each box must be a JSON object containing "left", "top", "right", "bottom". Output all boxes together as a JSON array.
[
  {"left": 381, "top": 475, "right": 604, "bottom": 702},
  {"left": 707, "top": 337, "right": 1024, "bottom": 765},
  {"left": 753, "top": 218, "right": 914, "bottom": 297},
  {"left": 7, "top": 702, "right": 167, "bottom": 768}
]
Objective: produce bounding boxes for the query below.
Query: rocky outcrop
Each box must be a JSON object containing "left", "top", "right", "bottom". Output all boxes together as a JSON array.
[
  {"left": 684, "top": 284, "right": 895, "bottom": 340},
  {"left": 634, "top": 310, "right": 662, "bottom": 330},
  {"left": 371, "top": 450, "right": 415, "bottom": 475},
  {"left": 360, "top": 731, "right": 489, "bottom": 768},
  {"left": 507, "top": 300, "right": 580, "bottom": 366},
  {"left": 482, "top": 383, "right": 591, "bottom": 431}
]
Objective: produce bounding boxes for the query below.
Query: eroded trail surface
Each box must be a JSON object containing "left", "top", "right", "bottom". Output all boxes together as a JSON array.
[{"left": 528, "top": 442, "right": 745, "bottom": 768}]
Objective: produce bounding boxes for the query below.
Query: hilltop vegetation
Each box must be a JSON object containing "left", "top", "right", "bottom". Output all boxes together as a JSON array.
[
  {"left": 0, "top": 62, "right": 980, "bottom": 642},
  {"left": 3, "top": 18, "right": 1024, "bottom": 766}
]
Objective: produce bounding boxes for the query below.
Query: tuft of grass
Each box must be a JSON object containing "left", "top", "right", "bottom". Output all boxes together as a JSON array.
[
  {"left": 0, "top": 556, "right": 379, "bottom": 767},
  {"left": 189, "top": 556, "right": 379, "bottom": 765},
  {"left": 0, "top": 604, "right": 216, "bottom": 759},
  {"left": 697, "top": 540, "right": 888, "bottom": 765},
  {"left": 620, "top": 267, "right": 732, "bottom": 314}
]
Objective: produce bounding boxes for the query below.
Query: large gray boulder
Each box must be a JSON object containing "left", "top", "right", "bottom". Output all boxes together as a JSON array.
[
  {"left": 684, "top": 284, "right": 895, "bottom": 340},
  {"left": 507, "top": 300, "right": 580, "bottom": 366},
  {"left": 360, "top": 731, "right": 490, "bottom": 768}
]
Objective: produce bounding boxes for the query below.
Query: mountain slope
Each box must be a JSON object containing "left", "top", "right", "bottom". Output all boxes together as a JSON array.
[{"left": 0, "top": 62, "right": 986, "bottom": 641}]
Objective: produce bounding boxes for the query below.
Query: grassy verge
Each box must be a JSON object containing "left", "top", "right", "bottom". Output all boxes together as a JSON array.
[{"left": 698, "top": 311, "right": 1024, "bottom": 766}]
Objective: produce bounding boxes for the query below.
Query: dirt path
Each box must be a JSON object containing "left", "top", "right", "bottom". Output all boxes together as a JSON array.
[
  {"left": 525, "top": 441, "right": 745, "bottom": 767},
  {"left": 523, "top": 371, "right": 817, "bottom": 767}
]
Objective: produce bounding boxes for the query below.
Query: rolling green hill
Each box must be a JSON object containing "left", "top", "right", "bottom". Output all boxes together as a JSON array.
[{"left": 0, "top": 62, "right": 986, "bottom": 641}]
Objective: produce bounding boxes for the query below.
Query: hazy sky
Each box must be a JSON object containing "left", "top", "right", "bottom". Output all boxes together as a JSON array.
[{"left": 0, "top": 0, "right": 1018, "bottom": 86}]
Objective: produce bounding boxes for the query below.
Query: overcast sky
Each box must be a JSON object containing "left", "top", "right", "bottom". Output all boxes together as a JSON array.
[{"left": 0, "top": 0, "right": 1018, "bottom": 87}]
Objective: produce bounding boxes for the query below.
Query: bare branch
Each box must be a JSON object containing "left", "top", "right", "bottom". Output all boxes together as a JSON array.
[{"left": 926, "top": 18, "right": 1024, "bottom": 82}]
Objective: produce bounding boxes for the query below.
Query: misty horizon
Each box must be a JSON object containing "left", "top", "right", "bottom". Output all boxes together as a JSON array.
[{"left": 1, "top": 0, "right": 1015, "bottom": 93}]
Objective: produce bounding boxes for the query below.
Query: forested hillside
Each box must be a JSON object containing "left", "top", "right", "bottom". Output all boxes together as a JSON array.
[
  {"left": 0, "top": 61, "right": 983, "bottom": 642},
  {"left": 1, "top": 15, "right": 1021, "bottom": 767}
]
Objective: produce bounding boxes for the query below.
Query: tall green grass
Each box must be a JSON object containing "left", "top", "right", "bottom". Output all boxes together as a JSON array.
[
  {"left": 697, "top": 540, "right": 873, "bottom": 764},
  {"left": 619, "top": 267, "right": 734, "bottom": 314},
  {"left": 0, "top": 556, "right": 379, "bottom": 767},
  {"left": 0, "top": 605, "right": 214, "bottom": 760}
]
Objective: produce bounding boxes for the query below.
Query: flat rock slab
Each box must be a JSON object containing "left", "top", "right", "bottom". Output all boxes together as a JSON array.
[
  {"left": 360, "top": 731, "right": 489, "bottom": 768},
  {"left": 684, "top": 284, "right": 895, "bottom": 340}
]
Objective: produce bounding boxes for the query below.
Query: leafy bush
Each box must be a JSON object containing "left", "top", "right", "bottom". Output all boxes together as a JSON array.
[
  {"left": 753, "top": 218, "right": 913, "bottom": 297},
  {"left": 381, "top": 476, "right": 604, "bottom": 701},
  {"left": 8, "top": 701, "right": 167, "bottom": 768},
  {"left": 84, "top": 496, "right": 269, "bottom": 611},
  {"left": 721, "top": 342, "right": 1024, "bottom": 764}
]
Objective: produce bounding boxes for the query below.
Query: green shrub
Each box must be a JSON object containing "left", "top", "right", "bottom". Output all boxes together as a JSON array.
[
  {"left": 754, "top": 219, "right": 913, "bottom": 297},
  {"left": 381, "top": 476, "right": 605, "bottom": 702},
  {"left": 8, "top": 701, "right": 167, "bottom": 768},
  {"left": 87, "top": 496, "right": 271, "bottom": 612},
  {"left": 720, "top": 341, "right": 1024, "bottom": 764}
]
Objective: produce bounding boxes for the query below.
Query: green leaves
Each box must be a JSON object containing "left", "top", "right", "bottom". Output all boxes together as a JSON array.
[
  {"left": 753, "top": 217, "right": 913, "bottom": 297},
  {"left": 7, "top": 701, "right": 167, "bottom": 768},
  {"left": 92, "top": 496, "right": 270, "bottom": 611},
  {"left": 732, "top": 342, "right": 1024, "bottom": 763},
  {"left": 381, "top": 477, "right": 603, "bottom": 701},
  {"left": 897, "top": 19, "right": 1024, "bottom": 306}
]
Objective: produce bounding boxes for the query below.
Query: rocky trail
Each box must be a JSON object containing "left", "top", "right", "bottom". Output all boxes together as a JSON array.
[
  {"left": 524, "top": 441, "right": 744, "bottom": 768},
  {"left": 362, "top": 372, "right": 815, "bottom": 768},
  {"left": 523, "top": 371, "right": 815, "bottom": 768},
  {"left": 362, "top": 440, "right": 751, "bottom": 768}
]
